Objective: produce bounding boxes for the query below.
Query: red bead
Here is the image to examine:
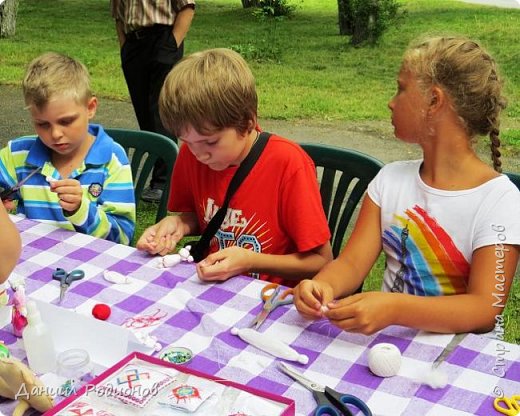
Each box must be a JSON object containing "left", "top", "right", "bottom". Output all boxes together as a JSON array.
[{"left": 92, "top": 303, "right": 111, "bottom": 320}]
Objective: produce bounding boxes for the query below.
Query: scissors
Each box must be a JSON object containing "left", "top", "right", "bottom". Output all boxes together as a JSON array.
[
  {"left": 249, "top": 283, "right": 293, "bottom": 330},
  {"left": 279, "top": 362, "right": 372, "bottom": 416},
  {"left": 0, "top": 167, "right": 42, "bottom": 200},
  {"left": 52, "top": 267, "right": 85, "bottom": 303},
  {"left": 494, "top": 395, "right": 520, "bottom": 416}
]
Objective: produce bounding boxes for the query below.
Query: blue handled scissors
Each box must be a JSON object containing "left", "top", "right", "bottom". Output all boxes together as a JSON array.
[
  {"left": 494, "top": 395, "right": 520, "bottom": 416},
  {"left": 279, "top": 362, "right": 372, "bottom": 416},
  {"left": 249, "top": 283, "right": 294, "bottom": 330},
  {"left": 0, "top": 167, "right": 42, "bottom": 200},
  {"left": 52, "top": 267, "right": 85, "bottom": 303}
]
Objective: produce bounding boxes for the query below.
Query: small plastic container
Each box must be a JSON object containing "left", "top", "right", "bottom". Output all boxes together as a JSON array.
[{"left": 56, "top": 349, "right": 93, "bottom": 383}]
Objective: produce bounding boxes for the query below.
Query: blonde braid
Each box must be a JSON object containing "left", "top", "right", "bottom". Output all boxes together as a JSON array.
[{"left": 490, "top": 127, "right": 502, "bottom": 173}]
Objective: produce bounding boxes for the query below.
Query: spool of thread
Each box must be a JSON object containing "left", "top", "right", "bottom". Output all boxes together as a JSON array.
[{"left": 368, "top": 342, "right": 401, "bottom": 377}]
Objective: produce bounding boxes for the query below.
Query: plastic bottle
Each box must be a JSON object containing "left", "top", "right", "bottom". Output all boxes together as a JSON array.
[{"left": 22, "top": 300, "right": 56, "bottom": 373}]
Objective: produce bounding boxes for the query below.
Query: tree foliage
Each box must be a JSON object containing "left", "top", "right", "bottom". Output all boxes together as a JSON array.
[{"left": 337, "top": 0, "right": 405, "bottom": 46}]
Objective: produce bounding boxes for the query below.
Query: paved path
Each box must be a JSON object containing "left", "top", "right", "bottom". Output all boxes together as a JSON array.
[
  {"left": 0, "top": 84, "right": 518, "bottom": 171},
  {"left": 459, "top": 0, "right": 520, "bottom": 8},
  {"left": 0, "top": 84, "right": 421, "bottom": 164}
]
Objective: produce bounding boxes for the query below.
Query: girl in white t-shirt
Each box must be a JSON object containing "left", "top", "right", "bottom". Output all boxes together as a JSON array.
[{"left": 293, "top": 36, "right": 520, "bottom": 335}]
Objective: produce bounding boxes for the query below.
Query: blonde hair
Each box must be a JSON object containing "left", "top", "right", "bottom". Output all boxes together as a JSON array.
[
  {"left": 23, "top": 52, "right": 93, "bottom": 110},
  {"left": 159, "top": 48, "right": 257, "bottom": 137},
  {"left": 403, "top": 36, "right": 507, "bottom": 172}
]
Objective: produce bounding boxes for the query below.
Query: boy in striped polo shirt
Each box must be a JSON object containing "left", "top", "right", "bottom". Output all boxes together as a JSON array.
[{"left": 0, "top": 52, "right": 135, "bottom": 244}]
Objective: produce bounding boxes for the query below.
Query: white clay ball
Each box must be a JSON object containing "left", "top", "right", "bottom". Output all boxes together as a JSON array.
[
  {"left": 178, "top": 247, "right": 191, "bottom": 259},
  {"left": 368, "top": 343, "right": 402, "bottom": 377}
]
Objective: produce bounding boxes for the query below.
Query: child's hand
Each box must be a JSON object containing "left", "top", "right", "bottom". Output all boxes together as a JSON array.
[
  {"left": 136, "top": 216, "right": 185, "bottom": 256},
  {"left": 2, "top": 199, "right": 16, "bottom": 211},
  {"left": 49, "top": 178, "right": 83, "bottom": 213},
  {"left": 293, "top": 280, "right": 335, "bottom": 320},
  {"left": 196, "top": 246, "right": 252, "bottom": 282},
  {"left": 324, "top": 292, "right": 396, "bottom": 335}
]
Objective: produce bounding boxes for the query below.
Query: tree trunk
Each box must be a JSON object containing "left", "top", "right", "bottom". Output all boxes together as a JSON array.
[
  {"left": 0, "top": 0, "right": 19, "bottom": 38},
  {"left": 241, "top": 0, "right": 259, "bottom": 8},
  {"left": 337, "top": 0, "right": 353, "bottom": 36}
]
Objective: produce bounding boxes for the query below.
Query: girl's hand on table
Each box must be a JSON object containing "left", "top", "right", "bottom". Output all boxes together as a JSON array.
[
  {"left": 324, "top": 291, "right": 396, "bottom": 335},
  {"left": 293, "top": 279, "right": 335, "bottom": 320}
]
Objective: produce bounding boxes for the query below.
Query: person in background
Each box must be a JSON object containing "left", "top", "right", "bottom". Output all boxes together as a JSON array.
[
  {"left": 293, "top": 36, "right": 520, "bottom": 334},
  {"left": 137, "top": 48, "right": 333, "bottom": 287},
  {"left": 0, "top": 203, "right": 21, "bottom": 282},
  {"left": 111, "top": 0, "right": 196, "bottom": 203},
  {"left": 0, "top": 52, "right": 135, "bottom": 244}
]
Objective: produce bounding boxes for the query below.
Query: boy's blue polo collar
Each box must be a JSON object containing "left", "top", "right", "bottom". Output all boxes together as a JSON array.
[{"left": 25, "top": 124, "right": 112, "bottom": 168}]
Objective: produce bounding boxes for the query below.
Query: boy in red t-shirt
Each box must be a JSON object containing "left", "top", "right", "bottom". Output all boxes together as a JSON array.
[{"left": 136, "top": 48, "right": 332, "bottom": 286}]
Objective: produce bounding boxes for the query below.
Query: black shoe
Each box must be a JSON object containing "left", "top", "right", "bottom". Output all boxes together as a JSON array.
[{"left": 141, "top": 186, "right": 163, "bottom": 202}]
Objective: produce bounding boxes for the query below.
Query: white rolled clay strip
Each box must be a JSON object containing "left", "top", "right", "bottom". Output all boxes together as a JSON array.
[
  {"left": 231, "top": 327, "right": 308, "bottom": 365},
  {"left": 103, "top": 270, "right": 132, "bottom": 284}
]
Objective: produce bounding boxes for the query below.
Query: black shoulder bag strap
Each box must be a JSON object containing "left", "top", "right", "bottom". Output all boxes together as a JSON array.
[{"left": 190, "top": 132, "right": 271, "bottom": 262}]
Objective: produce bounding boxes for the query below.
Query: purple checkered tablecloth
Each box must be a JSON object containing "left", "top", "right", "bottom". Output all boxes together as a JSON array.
[{"left": 1, "top": 216, "right": 518, "bottom": 416}]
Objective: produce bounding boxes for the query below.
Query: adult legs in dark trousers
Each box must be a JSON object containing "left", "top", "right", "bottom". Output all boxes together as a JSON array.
[{"left": 121, "top": 27, "right": 183, "bottom": 202}]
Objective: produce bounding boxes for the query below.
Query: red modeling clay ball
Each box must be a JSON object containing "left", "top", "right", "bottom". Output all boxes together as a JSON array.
[{"left": 92, "top": 304, "right": 111, "bottom": 320}]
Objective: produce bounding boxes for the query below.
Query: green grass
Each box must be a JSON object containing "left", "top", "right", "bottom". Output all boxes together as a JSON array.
[{"left": 1, "top": 0, "right": 518, "bottom": 343}]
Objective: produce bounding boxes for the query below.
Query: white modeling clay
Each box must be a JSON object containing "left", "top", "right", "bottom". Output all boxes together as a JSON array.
[
  {"left": 320, "top": 305, "right": 329, "bottom": 313},
  {"left": 103, "top": 270, "right": 132, "bottom": 284},
  {"left": 162, "top": 254, "right": 182, "bottom": 268},
  {"left": 231, "top": 327, "right": 309, "bottom": 364},
  {"left": 155, "top": 246, "right": 194, "bottom": 268},
  {"left": 178, "top": 245, "right": 194, "bottom": 262},
  {"left": 418, "top": 367, "right": 449, "bottom": 389},
  {"left": 368, "top": 342, "right": 401, "bottom": 377},
  {"left": 45, "top": 176, "right": 57, "bottom": 183},
  {"left": 134, "top": 331, "right": 162, "bottom": 352}
]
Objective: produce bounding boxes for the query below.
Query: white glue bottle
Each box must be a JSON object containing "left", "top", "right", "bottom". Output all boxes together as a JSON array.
[{"left": 23, "top": 300, "right": 56, "bottom": 374}]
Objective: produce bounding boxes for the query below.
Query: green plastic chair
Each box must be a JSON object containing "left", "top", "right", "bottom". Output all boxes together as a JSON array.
[
  {"left": 505, "top": 171, "right": 520, "bottom": 191},
  {"left": 300, "top": 143, "right": 385, "bottom": 259},
  {"left": 105, "top": 128, "right": 179, "bottom": 223}
]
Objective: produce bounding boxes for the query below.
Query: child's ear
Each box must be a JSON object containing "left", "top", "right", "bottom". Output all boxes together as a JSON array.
[
  {"left": 86, "top": 96, "right": 98, "bottom": 119},
  {"left": 246, "top": 117, "right": 257, "bottom": 133},
  {"left": 429, "top": 86, "right": 445, "bottom": 112}
]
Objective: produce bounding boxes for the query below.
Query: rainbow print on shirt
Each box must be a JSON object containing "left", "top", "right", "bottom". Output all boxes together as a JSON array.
[{"left": 383, "top": 205, "right": 469, "bottom": 296}]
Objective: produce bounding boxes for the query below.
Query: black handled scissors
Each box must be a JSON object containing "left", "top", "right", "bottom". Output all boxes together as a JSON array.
[
  {"left": 279, "top": 362, "right": 372, "bottom": 416},
  {"left": 0, "top": 167, "right": 42, "bottom": 200},
  {"left": 249, "top": 283, "right": 294, "bottom": 330},
  {"left": 52, "top": 267, "right": 85, "bottom": 303}
]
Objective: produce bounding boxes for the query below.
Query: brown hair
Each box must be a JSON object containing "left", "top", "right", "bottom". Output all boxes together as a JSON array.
[
  {"left": 403, "top": 36, "right": 507, "bottom": 172},
  {"left": 159, "top": 48, "right": 258, "bottom": 137},
  {"left": 23, "top": 52, "right": 93, "bottom": 110}
]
